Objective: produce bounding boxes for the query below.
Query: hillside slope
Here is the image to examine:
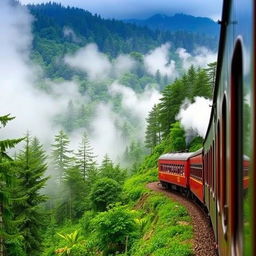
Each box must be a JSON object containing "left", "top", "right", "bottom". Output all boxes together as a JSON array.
[
  {"left": 27, "top": 3, "right": 218, "bottom": 78},
  {"left": 125, "top": 13, "right": 219, "bottom": 36}
]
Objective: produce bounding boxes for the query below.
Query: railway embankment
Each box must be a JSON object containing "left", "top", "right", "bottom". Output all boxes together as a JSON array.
[
  {"left": 147, "top": 182, "right": 217, "bottom": 256},
  {"left": 123, "top": 169, "right": 194, "bottom": 255}
]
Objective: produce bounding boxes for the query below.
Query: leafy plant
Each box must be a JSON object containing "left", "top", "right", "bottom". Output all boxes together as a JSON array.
[{"left": 55, "top": 230, "right": 84, "bottom": 256}]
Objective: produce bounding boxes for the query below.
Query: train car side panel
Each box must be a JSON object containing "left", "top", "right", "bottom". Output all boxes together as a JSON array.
[{"left": 189, "top": 151, "right": 204, "bottom": 203}]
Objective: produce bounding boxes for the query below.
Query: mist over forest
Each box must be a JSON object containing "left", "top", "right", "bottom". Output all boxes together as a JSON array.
[
  {"left": 1, "top": 1, "right": 215, "bottom": 163},
  {"left": 0, "top": 1, "right": 216, "bottom": 255}
]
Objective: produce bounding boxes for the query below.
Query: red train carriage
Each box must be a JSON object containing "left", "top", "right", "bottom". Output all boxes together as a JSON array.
[
  {"left": 158, "top": 153, "right": 193, "bottom": 189},
  {"left": 188, "top": 149, "right": 204, "bottom": 203},
  {"left": 157, "top": 0, "right": 256, "bottom": 254},
  {"left": 243, "top": 155, "right": 249, "bottom": 189}
]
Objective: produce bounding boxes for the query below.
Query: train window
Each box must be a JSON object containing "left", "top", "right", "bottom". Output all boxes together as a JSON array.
[
  {"left": 206, "top": 152, "right": 209, "bottom": 185},
  {"left": 160, "top": 164, "right": 185, "bottom": 176},
  {"left": 221, "top": 97, "right": 227, "bottom": 230},
  {"left": 212, "top": 142, "right": 215, "bottom": 194},
  {"left": 190, "top": 164, "right": 203, "bottom": 180},
  {"left": 209, "top": 150, "right": 211, "bottom": 187},
  {"left": 210, "top": 147, "right": 212, "bottom": 189},
  {"left": 231, "top": 41, "right": 245, "bottom": 254},
  {"left": 217, "top": 122, "right": 220, "bottom": 211},
  {"left": 208, "top": 150, "right": 211, "bottom": 188}
]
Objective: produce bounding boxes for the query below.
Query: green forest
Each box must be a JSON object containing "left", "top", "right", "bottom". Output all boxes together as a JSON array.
[
  {"left": 29, "top": 3, "right": 218, "bottom": 79},
  {"left": 0, "top": 2, "right": 216, "bottom": 256},
  {"left": 0, "top": 63, "right": 215, "bottom": 255}
]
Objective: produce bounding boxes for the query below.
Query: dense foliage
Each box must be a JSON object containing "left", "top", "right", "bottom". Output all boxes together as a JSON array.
[
  {"left": 1, "top": 2, "right": 219, "bottom": 255},
  {"left": 145, "top": 65, "right": 213, "bottom": 153},
  {"left": 28, "top": 3, "right": 218, "bottom": 79}
]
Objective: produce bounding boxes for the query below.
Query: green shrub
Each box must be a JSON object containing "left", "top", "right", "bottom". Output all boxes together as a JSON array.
[
  {"left": 92, "top": 204, "right": 138, "bottom": 255},
  {"left": 90, "top": 177, "right": 122, "bottom": 211}
]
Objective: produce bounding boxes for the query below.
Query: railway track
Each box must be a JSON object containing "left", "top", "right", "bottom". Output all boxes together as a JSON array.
[{"left": 147, "top": 182, "right": 217, "bottom": 256}]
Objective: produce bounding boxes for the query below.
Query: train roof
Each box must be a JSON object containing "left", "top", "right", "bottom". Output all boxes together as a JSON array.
[
  {"left": 188, "top": 148, "right": 203, "bottom": 158},
  {"left": 158, "top": 152, "right": 194, "bottom": 161}
]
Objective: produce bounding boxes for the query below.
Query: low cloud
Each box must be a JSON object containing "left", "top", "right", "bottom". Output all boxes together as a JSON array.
[
  {"left": 176, "top": 47, "right": 217, "bottom": 70},
  {"left": 176, "top": 97, "right": 212, "bottom": 139},
  {"left": 1, "top": 1, "right": 217, "bottom": 166},
  {"left": 144, "top": 43, "right": 177, "bottom": 79},
  {"left": 0, "top": 1, "right": 56, "bottom": 144},
  {"left": 0, "top": 1, "right": 87, "bottom": 150},
  {"left": 109, "top": 82, "right": 161, "bottom": 137},
  {"left": 89, "top": 103, "right": 125, "bottom": 162},
  {"left": 65, "top": 43, "right": 112, "bottom": 80},
  {"left": 65, "top": 43, "right": 136, "bottom": 81},
  {"left": 63, "top": 26, "right": 81, "bottom": 43},
  {"left": 112, "top": 54, "right": 136, "bottom": 77}
]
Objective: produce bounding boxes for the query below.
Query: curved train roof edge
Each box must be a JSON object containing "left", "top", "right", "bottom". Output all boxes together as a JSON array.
[
  {"left": 158, "top": 152, "right": 194, "bottom": 161},
  {"left": 158, "top": 148, "right": 203, "bottom": 161},
  {"left": 188, "top": 148, "right": 203, "bottom": 158}
]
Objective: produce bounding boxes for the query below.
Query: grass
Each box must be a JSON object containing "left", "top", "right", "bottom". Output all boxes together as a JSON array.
[
  {"left": 123, "top": 168, "right": 194, "bottom": 256},
  {"left": 127, "top": 191, "right": 193, "bottom": 255}
]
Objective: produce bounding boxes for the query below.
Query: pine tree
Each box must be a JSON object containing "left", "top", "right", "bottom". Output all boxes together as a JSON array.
[
  {"left": 186, "top": 65, "right": 197, "bottom": 99},
  {"left": 158, "top": 79, "right": 187, "bottom": 138},
  {"left": 65, "top": 100, "right": 75, "bottom": 132},
  {"left": 193, "top": 69, "right": 212, "bottom": 98},
  {"left": 63, "top": 167, "right": 87, "bottom": 220},
  {"left": 204, "top": 62, "right": 217, "bottom": 89},
  {"left": 100, "top": 155, "right": 126, "bottom": 184},
  {"left": 167, "top": 122, "right": 186, "bottom": 152},
  {"left": 0, "top": 115, "right": 23, "bottom": 256},
  {"left": 75, "top": 132, "right": 96, "bottom": 181},
  {"left": 51, "top": 130, "right": 72, "bottom": 183},
  {"left": 145, "top": 105, "right": 161, "bottom": 151},
  {"left": 15, "top": 135, "right": 49, "bottom": 256}
]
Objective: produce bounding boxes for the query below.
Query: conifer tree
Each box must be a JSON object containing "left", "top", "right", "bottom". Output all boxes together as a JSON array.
[
  {"left": 0, "top": 115, "right": 23, "bottom": 256},
  {"left": 65, "top": 100, "right": 75, "bottom": 132},
  {"left": 158, "top": 79, "right": 187, "bottom": 138},
  {"left": 75, "top": 132, "right": 96, "bottom": 181},
  {"left": 186, "top": 65, "right": 197, "bottom": 99},
  {"left": 145, "top": 104, "right": 161, "bottom": 151},
  {"left": 193, "top": 69, "right": 212, "bottom": 98},
  {"left": 62, "top": 166, "right": 87, "bottom": 220},
  {"left": 51, "top": 130, "right": 72, "bottom": 183},
  {"left": 100, "top": 155, "right": 126, "bottom": 184},
  {"left": 205, "top": 62, "right": 217, "bottom": 88},
  {"left": 167, "top": 122, "right": 186, "bottom": 152},
  {"left": 15, "top": 135, "right": 48, "bottom": 256}
]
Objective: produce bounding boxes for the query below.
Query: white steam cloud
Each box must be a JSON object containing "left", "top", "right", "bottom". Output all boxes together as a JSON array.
[
  {"left": 144, "top": 43, "right": 177, "bottom": 79},
  {"left": 176, "top": 47, "right": 217, "bottom": 70},
  {"left": 176, "top": 97, "right": 212, "bottom": 139}
]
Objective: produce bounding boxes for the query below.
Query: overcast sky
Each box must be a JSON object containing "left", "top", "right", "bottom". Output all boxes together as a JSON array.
[{"left": 19, "top": 0, "right": 223, "bottom": 20}]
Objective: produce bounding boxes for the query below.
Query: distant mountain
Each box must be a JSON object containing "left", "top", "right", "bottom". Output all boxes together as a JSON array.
[
  {"left": 27, "top": 3, "right": 218, "bottom": 79},
  {"left": 125, "top": 13, "right": 219, "bottom": 36}
]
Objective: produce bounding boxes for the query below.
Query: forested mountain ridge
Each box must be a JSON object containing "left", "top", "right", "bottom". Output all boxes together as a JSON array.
[
  {"left": 28, "top": 2, "right": 218, "bottom": 78},
  {"left": 1, "top": 1, "right": 218, "bottom": 254},
  {"left": 125, "top": 13, "right": 219, "bottom": 36}
]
